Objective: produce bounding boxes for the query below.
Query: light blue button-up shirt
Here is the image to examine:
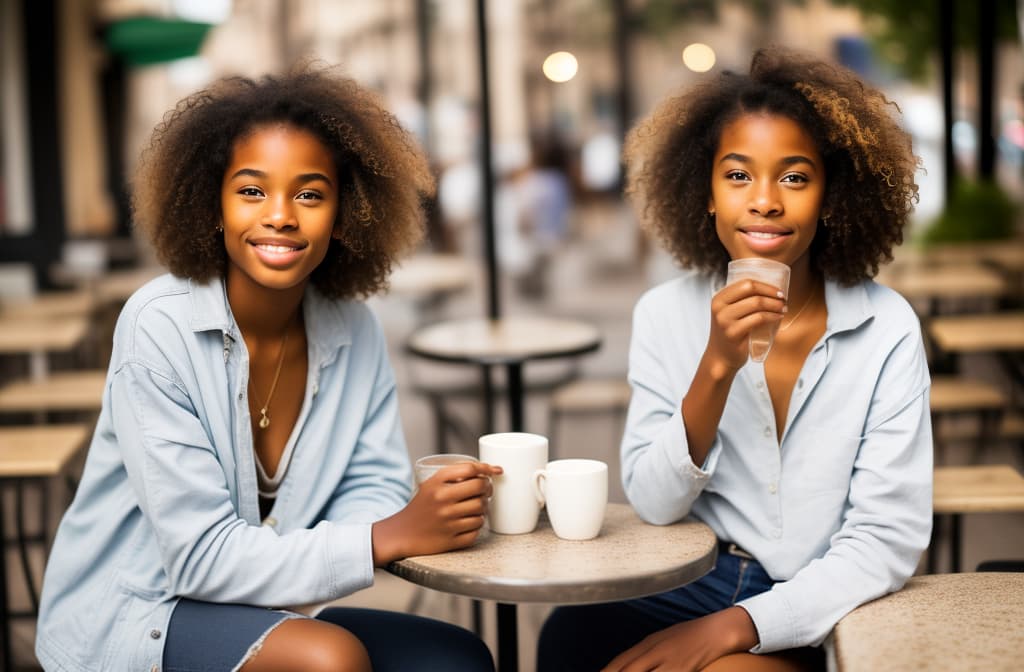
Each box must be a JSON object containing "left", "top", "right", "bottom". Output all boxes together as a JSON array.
[
  {"left": 622, "top": 271, "right": 932, "bottom": 653},
  {"left": 36, "top": 274, "right": 412, "bottom": 672}
]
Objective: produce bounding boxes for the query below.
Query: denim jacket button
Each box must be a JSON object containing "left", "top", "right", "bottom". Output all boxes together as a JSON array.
[{"left": 149, "top": 628, "right": 161, "bottom": 639}]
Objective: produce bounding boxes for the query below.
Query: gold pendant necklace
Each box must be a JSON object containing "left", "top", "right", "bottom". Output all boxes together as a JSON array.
[
  {"left": 252, "top": 320, "right": 292, "bottom": 430},
  {"left": 778, "top": 286, "right": 818, "bottom": 333}
]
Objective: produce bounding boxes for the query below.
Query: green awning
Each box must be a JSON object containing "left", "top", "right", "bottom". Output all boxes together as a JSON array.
[{"left": 104, "top": 16, "right": 213, "bottom": 66}]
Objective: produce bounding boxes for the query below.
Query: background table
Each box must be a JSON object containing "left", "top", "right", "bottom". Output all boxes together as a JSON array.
[
  {"left": 406, "top": 315, "right": 601, "bottom": 432},
  {"left": 928, "top": 312, "right": 1024, "bottom": 393},
  {"left": 389, "top": 502, "right": 717, "bottom": 671},
  {"left": 0, "top": 424, "right": 90, "bottom": 671},
  {"left": 931, "top": 465, "right": 1024, "bottom": 572},
  {"left": 832, "top": 573, "right": 1024, "bottom": 671},
  {"left": 0, "top": 315, "right": 91, "bottom": 380}
]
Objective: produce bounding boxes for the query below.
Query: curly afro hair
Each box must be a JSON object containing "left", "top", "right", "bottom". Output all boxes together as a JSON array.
[
  {"left": 133, "top": 64, "right": 433, "bottom": 300},
  {"left": 624, "top": 46, "right": 920, "bottom": 286}
]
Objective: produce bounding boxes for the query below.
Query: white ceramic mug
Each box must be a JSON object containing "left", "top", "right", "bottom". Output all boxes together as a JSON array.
[
  {"left": 725, "top": 258, "right": 790, "bottom": 363},
  {"left": 478, "top": 432, "right": 549, "bottom": 534},
  {"left": 533, "top": 459, "right": 608, "bottom": 540}
]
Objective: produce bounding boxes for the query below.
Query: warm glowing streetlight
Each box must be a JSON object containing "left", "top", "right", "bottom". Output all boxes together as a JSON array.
[
  {"left": 542, "top": 51, "right": 578, "bottom": 83},
  {"left": 682, "top": 43, "right": 716, "bottom": 73}
]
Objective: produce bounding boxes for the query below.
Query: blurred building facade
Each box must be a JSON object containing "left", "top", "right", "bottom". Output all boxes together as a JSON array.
[{"left": 2, "top": 0, "right": 1022, "bottom": 286}]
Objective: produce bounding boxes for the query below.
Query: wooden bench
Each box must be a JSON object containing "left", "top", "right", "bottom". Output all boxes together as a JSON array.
[
  {"left": 931, "top": 464, "right": 1024, "bottom": 572},
  {"left": 548, "top": 378, "right": 631, "bottom": 458},
  {"left": 0, "top": 370, "right": 106, "bottom": 414},
  {"left": 832, "top": 572, "right": 1024, "bottom": 671},
  {"left": 929, "top": 376, "right": 1008, "bottom": 460},
  {"left": 0, "top": 424, "right": 90, "bottom": 669}
]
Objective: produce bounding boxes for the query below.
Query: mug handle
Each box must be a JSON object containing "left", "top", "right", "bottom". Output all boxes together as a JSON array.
[{"left": 533, "top": 468, "right": 547, "bottom": 507}]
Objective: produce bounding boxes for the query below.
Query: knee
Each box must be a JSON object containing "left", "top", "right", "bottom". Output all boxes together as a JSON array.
[
  {"left": 246, "top": 619, "right": 370, "bottom": 672},
  {"left": 299, "top": 630, "right": 370, "bottom": 672}
]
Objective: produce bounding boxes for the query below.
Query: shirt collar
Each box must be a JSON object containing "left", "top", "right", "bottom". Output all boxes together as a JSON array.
[
  {"left": 187, "top": 275, "right": 352, "bottom": 352},
  {"left": 824, "top": 279, "right": 874, "bottom": 336}
]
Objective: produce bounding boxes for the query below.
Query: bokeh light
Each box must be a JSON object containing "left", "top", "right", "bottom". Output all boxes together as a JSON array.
[
  {"left": 542, "top": 51, "right": 579, "bottom": 83},
  {"left": 682, "top": 43, "right": 716, "bottom": 73}
]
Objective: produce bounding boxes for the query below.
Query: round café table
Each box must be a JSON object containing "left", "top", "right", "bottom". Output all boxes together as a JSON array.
[
  {"left": 389, "top": 503, "right": 717, "bottom": 672},
  {"left": 832, "top": 572, "right": 1024, "bottom": 671},
  {"left": 405, "top": 315, "right": 602, "bottom": 433}
]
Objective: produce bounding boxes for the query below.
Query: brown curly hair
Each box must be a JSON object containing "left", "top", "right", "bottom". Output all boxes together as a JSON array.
[
  {"left": 624, "top": 46, "right": 920, "bottom": 286},
  {"left": 133, "top": 64, "right": 433, "bottom": 299}
]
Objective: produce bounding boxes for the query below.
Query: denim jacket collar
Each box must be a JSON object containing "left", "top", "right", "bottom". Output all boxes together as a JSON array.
[{"left": 186, "top": 276, "right": 353, "bottom": 360}]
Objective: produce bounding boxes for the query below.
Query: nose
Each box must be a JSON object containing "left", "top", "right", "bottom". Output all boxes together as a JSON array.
[
  {"left": 749, "top": 181, "right": 782, "bottom": 217},
  {"left": 261, "top": 195, "right": 297, "bottom": 229}
]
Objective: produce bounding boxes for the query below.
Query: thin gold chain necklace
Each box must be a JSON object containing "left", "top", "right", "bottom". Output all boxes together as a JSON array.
[
  {"left": 778, "top": 286, "right": 818, "bottom": 333},
  {"left": 252, "top": 320, "right": 293, "bottom": 430}
]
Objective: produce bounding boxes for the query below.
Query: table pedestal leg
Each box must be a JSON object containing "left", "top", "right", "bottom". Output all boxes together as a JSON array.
[
  {"left": 497, "top": 602, "right": 518, "bottom": 672},
  {"left": 506, "top": 363, "right": 523, "bottom": 431},
  {"left": 0, "top": 486, "right": 12, "bottom": 672},
  {"left": 951, "top": 513, "right": 962, "bottom": 573}
]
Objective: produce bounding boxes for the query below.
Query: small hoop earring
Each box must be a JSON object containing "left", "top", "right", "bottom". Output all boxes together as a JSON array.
[{"left": 216, "top": 223, "right": 223, "bottom": 233}]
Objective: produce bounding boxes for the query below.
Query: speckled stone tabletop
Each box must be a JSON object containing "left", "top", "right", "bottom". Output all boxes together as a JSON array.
[
  {"left": 388, "top": 503, "right": 717, "bottom": 604},
  {"left": 406, "top": 315, "right": 602, "bottom": 364},
  {"left": 833, "top": 573, "right": 1024, "bottom": 672}
]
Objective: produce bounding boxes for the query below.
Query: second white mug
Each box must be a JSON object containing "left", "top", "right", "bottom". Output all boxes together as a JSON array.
[{"left": 534, "top": 459, "right": 608, "bottom": 540}]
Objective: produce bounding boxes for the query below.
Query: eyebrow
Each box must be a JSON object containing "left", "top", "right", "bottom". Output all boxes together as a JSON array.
[
  {"left": 718, "top": 153, "right": 818, "bottom": 169},
  {"left": 228, "top": 168, "right": 334, "bottom": 186}
]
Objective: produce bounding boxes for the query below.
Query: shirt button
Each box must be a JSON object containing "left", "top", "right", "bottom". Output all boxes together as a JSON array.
[
  {"left": 763, "top": 426, "right": 772, "bottom": 438},
  {"left": 264, "top": 516, "right": 278, "bottom": 528},
  {"left": 150, "top": 629, "right": 161, "bottom": 639},
  {"left": 769, "top": 483, "right": 777, "bottom": 494},
  {"left": 797, "top": 379, "right": 804, "bottom": 389},
  {"left": 756, "top": 381, "right": 764, "bottom": 389},
  {"left": 238, "top": 392, "right": 243, "bottom": 400},
  {"left": 312, "top": 382, "right": 319, "bottom": 396}
]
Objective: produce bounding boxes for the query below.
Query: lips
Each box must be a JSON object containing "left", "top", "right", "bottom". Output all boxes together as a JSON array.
[
  {"left": 248, "top": 237, "right": 308, "bottom": 268},
  {"left": 738, "top": 226, "right": 792, "bottom": 252}
]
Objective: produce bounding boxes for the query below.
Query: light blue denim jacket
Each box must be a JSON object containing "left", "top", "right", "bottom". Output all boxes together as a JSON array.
[
  {"left": 622, "top": 272, "right": 932, "bottom": 653},
  {"left": 36, "top": 274, "right": 412, "bottom": 672}
]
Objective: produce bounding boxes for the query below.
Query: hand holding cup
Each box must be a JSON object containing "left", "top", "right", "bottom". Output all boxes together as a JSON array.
[
  {"left": 371, "top": 457, "right": 501, "bottom": 566},
  {"left": 711, "top": 259, "right": 790, "bottom": 367}
]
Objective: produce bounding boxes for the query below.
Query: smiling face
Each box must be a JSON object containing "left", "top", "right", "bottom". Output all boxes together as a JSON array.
[
  {"left": 220, "top": 123, "right": 339, "bottom": 295},
  {"left": 709, "top": 113, "right": 825, "bottom": 277}
]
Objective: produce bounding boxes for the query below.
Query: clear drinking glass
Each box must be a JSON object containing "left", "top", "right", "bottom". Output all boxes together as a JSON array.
[
  {"left": 414, "top": 453, "right": 479, "bottom": 486},
  {"left": 725, "top": 258, "right": 791, "bottom": 363}
]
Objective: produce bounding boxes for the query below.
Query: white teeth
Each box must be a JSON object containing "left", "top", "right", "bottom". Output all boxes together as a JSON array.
[
  {"left": 746, "top": 231, "right": 783, "bottom": 239},
  {"left": 255, "top": 244, "right": 296, "bottom": 254}
]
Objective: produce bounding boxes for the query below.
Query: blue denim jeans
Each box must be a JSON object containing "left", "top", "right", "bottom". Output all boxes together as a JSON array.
[
  {"left": 164, "top": 599, "right": 494, "bottom": 671},
  {"left": 537, "top": 545, "right": 775, "bottom": 671}
]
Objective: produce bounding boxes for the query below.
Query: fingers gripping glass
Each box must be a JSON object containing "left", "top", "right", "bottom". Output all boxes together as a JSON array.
[{"left": 725, "top": 259, "right": 790, "bottom": 363}]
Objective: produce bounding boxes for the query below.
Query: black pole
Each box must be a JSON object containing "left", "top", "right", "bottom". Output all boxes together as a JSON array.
[
  {"left": 415, "top": 0, "right": 434, "bottom": 158},
  {"left": 475, "top": 0, "right": 500, "bottom": 320},
  {"left": 978, "top": 0, "right": 996, "bottom": 179},
  {"left": 940, "top": 0, "right": 956, "bottom": 204},
  {"left": 612, "top": 0, "right": 632, "bottom": 148}
]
